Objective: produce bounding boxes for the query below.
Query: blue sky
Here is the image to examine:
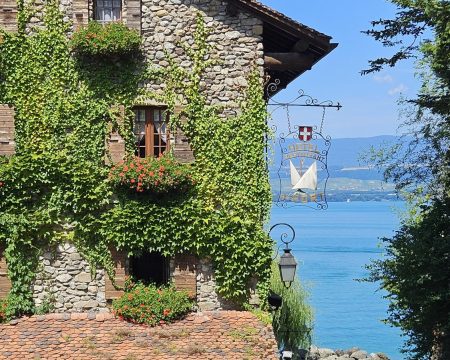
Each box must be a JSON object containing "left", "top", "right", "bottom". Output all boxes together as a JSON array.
[{"left": 260, "top": 0, "right": 421, "bottom": 138}]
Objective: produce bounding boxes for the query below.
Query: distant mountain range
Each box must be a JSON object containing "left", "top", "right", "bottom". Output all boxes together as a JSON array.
[{"left": 269, "top": 135, "right": 403, "bottom": 201}]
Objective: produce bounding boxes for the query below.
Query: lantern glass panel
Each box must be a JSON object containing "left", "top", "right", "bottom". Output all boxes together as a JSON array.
[{"left": 279, "top": 264, "right": 296, "bottom": 283}]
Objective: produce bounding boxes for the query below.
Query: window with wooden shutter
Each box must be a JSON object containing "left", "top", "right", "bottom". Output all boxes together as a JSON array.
[{"left": 134, "top": 107, "right": 169, "bottom": 158}]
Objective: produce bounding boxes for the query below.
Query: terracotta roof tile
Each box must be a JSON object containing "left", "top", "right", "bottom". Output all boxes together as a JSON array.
[{"left": 0, "top": 311, "right": 279, "bottom": 359}]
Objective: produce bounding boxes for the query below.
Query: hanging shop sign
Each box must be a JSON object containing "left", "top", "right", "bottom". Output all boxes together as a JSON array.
[
  {"left": 275, "top": 125, "right": 330, "bottom": 209},
  {"left": 266, "top": 84, "right": 341, "bottom": 210}
]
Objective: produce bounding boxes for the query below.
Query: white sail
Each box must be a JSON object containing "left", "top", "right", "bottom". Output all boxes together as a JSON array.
[
  {"left": 293, "top": 161, "right": 317, "bottom": 191},
  {"left": 289, "top": 160, "right": 301, "bottom": 187}
]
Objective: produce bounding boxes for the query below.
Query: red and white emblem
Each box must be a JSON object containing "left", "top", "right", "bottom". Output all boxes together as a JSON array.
[{"left": 298, "top": 126, "right": 313, "bottom": 141}]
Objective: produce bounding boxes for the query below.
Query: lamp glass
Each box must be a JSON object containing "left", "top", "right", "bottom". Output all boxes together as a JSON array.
[{"left": 278, "top": 249, "right": 297, "bottom": 284}]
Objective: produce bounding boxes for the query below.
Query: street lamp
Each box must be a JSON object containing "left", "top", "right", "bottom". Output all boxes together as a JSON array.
[
  {"left": 269, "top": 223, "right": 298, "bottom": 288},
  {"left": 279, "top": 247, "right": 297, "bottom": 288}
]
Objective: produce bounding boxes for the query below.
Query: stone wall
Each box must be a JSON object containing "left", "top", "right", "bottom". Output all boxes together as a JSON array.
[
  {"left": 300, "top": 346, "right": 390, "bottom": 360},
  {"left": 141, "top": 0, "right": 264, "bottom": 108},
  {"left": 196, "top": 258, "right": 237, "bottom": 311},
  {"left": 18, "top": 0, "right": 264, "bottom": 107},
  {"left": 32, "top": 244, "right": 108, "bottom": 313},
  {"left": 31, "top": 245, "right": 243, "bottom": 313}
]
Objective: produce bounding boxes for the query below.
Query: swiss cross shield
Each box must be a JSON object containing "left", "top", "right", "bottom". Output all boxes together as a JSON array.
[{"left": 298, "top": 126, "right": 313, "bottom": 141}]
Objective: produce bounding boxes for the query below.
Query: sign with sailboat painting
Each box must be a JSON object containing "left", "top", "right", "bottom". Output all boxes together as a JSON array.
[{"left": 274, "top": 125, "right": 331, "bottom": 210}]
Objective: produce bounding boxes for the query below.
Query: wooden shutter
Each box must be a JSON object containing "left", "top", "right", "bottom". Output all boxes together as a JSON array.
[
  {"left": 72, "top": 0, "right": 89, "bottom": 28},
  {"left": 0, "top": 1, "right": 18, "bottom": 32},
  {"left": 0, "top": 105, "right": 15, "bottom": 156},
  {"left": 106, "top": 105, "right": 126, "bottom": 164},
  {"left": 172, "top": 254, "right": 197, "bottom": 298},
  {"left": 0, "top": 245, "right": 11, "bottom": 299},
  {"left": 105, "top": 248, "right": 129, "bottom": 300},
  {"left": 172, "top": 106, "right": 194, "bottom": 163},
  {"left": 126, "top": 0, "right": 141, "bottom": 33},
  {"left": 106, "top": 131, "right": 126, "bottom": 163}
]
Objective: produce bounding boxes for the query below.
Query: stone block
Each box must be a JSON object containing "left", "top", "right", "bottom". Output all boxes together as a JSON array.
[
  {"left": 350, "top": 350, "right": 368, "bottom": 359},
  {"left": 74, "top": 272, "right": 91, "bottom": 283},
  {"left": 55, "top": 274, "right": 72, "bottom": 283}
]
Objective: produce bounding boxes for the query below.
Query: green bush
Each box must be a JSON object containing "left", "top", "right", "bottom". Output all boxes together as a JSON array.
[
  {"left": 70, "top": 21, "right": 141, "bottom": 57},
  {"left": 109, "top": 155, "right": 194, "bottom": 195},
  {"left": 270, "top": 261, "right": 313, "bottom": 351},
  {"left": 112, "top": 283, "right": 193, "bottom": 326}
]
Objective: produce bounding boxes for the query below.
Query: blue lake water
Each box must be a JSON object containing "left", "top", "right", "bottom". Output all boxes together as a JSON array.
[{"left": 270, "top": 201, "right": 405, "bottom": 360}]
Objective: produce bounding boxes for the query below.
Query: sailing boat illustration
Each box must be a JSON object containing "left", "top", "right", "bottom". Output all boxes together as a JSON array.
[{"left": 289, "top": 160, "right": 317, "bottom": 191}]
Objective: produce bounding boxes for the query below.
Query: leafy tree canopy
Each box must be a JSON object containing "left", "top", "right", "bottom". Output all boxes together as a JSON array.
[{"left": 363, "top": 1, "right": 450, "bottom": 359}]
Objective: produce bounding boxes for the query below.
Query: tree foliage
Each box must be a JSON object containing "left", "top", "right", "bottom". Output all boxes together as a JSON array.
[
  {"left": 363, "top": 1, "right": 450, "bottom": 359},
  {"left": 270, "top": 261, "right": 313, "bottom": 353},
  {"left": 367, "top": 198, "right": 450, "bottom": 360}
]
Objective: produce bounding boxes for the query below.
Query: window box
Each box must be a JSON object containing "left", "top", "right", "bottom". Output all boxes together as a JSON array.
[
  {"left": 109, "top": 155, "right": 194, "bottom": 195},
  {"left": 70, "top": 21, "right": 141, "bottom": 58}
]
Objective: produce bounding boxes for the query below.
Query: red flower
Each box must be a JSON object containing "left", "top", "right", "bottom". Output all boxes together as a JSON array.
[
  {"left": 163, "top": 309, "right": 170, "bottom": 316},
  {"left": 159, "top": 166, "right": 165, "bottom": 172},
  {"left": 130, "top": 163, "right": 134, "bottom": 169},
  {"left": 119, "top": 172, "right": 124, "bottom": 177},
  {"left": 123, "top": 165, "right": 129, "bottom": 171},
  {"left": 130, "top": 179, "right": 136, "bottom": 184},
  {"left": 0, "top": 182, "right": 3, "bottom": 187},
  {"left": 149, "top": 171, "right": 154, "bottom": 177}
]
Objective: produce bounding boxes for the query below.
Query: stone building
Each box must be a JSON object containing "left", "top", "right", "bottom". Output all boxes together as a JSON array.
[{"left": 0, "top": 0, "right": 336, "bottom": 312}]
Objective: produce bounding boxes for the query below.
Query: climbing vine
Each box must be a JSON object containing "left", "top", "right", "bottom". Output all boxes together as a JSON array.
[{"left": 0, "top": 1, "right": 272, "bottom": 318}]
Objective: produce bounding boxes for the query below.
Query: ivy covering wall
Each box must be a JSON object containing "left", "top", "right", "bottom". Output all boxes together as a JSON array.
[{"left": 0, "top": 1, "right": 272, "bottom": 317}]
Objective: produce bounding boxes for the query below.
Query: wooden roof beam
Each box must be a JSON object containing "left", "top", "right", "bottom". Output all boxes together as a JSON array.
[{"left": 264, "top": 52, "right": 316, "bottom": 72}]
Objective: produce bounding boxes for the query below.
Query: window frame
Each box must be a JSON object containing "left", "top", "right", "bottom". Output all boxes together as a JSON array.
[
  {"left": 133, "top": 107, "right": 170, "bottom": 158},
  {"left": 94, "top": 0, "right": 122, "bottom": 23}
]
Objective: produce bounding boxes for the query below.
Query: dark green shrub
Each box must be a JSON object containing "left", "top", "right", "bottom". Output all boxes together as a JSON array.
[{"left": 112, "top": 283, "right": 193, "bottom": 326}]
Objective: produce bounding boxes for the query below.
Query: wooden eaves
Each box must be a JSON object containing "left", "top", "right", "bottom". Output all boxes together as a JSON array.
[{"left": 230, "top": 0, "right": 338, "bottom": 95}]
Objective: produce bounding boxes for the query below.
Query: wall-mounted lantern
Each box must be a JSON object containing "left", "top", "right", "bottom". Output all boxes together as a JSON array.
[
  {"left": 279, "top": 247, "right": 297, "bottom": 288},
  {"left": 269, "top": 223, "right": 298, "bottom": 289}
]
